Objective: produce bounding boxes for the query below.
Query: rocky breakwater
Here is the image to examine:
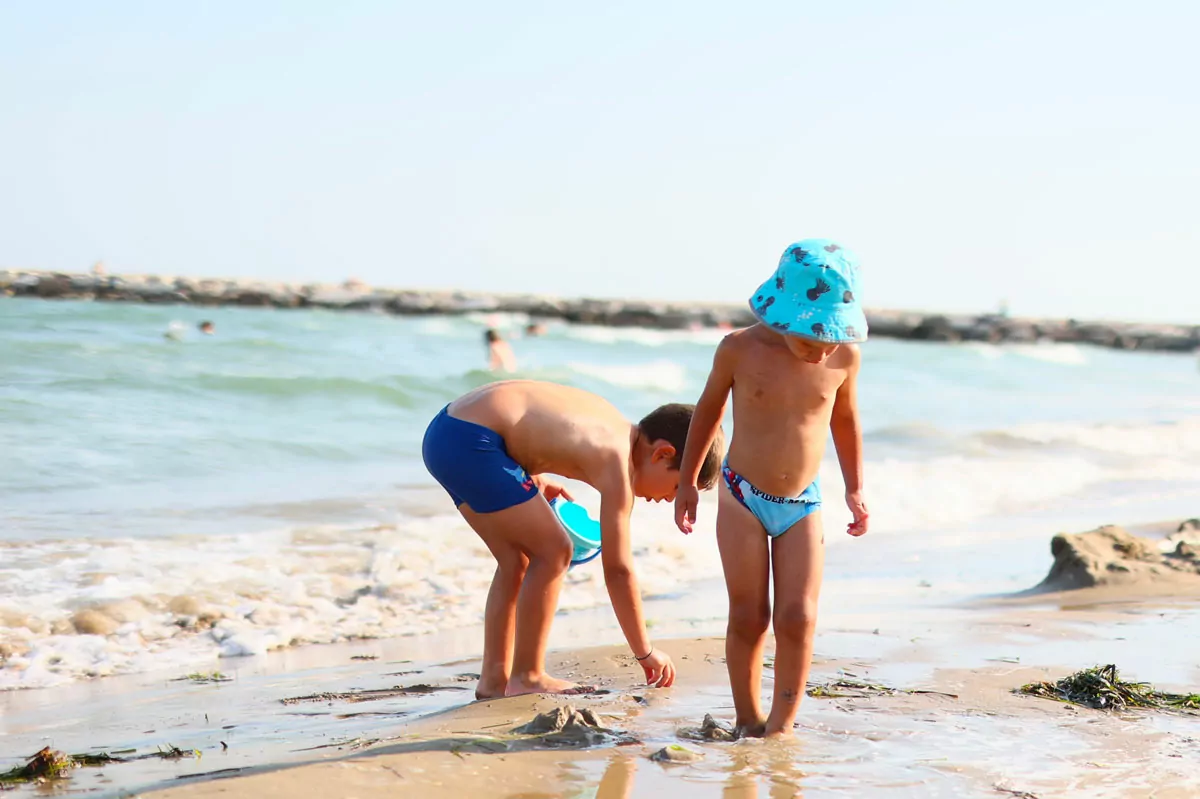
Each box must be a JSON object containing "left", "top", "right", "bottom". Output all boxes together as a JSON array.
[{"left": 2, "top": 269, "right": 1197, "bottom": 352}]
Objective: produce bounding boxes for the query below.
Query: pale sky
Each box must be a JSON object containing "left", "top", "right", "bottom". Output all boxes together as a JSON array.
[{"left": 2, "top": 1, "right": 1197, "bottom": 323}]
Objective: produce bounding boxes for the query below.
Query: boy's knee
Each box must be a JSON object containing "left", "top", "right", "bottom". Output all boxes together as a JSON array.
[
  {"left": 728, "top": 603, "right": 770, "bottom": 639},
  {"left": 497, "top": 553, "right": 528, "bottom": 583},
  {"left": 773, "top": 601, "right": 817, "bottom": 639},
  {"left": 529, "top": 538, "right": 572, "bottom": 573}
]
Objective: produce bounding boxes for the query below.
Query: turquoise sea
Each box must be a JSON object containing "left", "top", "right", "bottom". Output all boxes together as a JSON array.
[{"left": 2, "top": 298, "right": 1199, "bottom": 689}]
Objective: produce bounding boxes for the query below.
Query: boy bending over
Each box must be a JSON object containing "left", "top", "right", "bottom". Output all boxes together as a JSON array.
[
  {"left": 423, "top": 380, "right": 724, "bottom": 699},
  {"left": 675, "top": 239, "right": 870, "bottom": 737}
]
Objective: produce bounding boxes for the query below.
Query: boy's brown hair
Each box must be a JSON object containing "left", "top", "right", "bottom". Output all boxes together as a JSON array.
[{"left": 638, "top": 403, "right": 725, "bottom": 490}]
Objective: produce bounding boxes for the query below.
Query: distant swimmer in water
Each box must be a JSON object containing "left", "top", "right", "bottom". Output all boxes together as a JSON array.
[
  {"left": 198, "top": 321, "right": 215, "bottom": 335},
  {"left": 485, "top": 329, "right": 516, "bottom": 373},
  {"left": 524, "top": 322, "right": 547, "bottom": 337}
]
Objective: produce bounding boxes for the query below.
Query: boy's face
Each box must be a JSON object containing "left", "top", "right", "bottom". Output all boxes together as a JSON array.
[
  {"left": 784, "top": 335, "right": 840, "bottom": 364},
  {"left": 633, "top": 441, "right": 679, "bottom": 502}
]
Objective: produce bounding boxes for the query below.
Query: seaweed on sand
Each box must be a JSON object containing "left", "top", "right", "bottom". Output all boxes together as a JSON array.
[
  {"left": 172, "top": 671, "right": 232, "bottom": 684},
  {"left": 806, "top": 679, "right": 958, "bottom": 700},
  {"left": 1018, "top": 664, "right": 1200, "bottom": 712},
  {"left": 280, "top": 683, "right": 466, "bottom": 705},
  {"left": 0, "top": 748, "right": 75, "bottom": 784},
  {"left": 0, "top": 743, "right": 202, "bottom": 786}
]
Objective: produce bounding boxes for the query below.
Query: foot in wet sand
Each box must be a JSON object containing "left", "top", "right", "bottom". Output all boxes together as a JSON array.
[
  {"left": 505, "top": 673, "right": 596, "bottom": 696},
  {"left": 734, "top": 720, "right": 767, "bottom": 739},
  {"left": 475, "top": 679, "right": 508, "bottom": 700},
  {"left": 762, "top": 719, "right": 795, "bottom": 739},
  {"left": 474, "top": 667, "right": 510, "bottom": 700}
]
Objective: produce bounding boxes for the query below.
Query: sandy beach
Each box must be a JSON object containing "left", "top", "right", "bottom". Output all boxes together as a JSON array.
[
  {"left": 5, "top": 517, "right": 1199, "bottom": 799},
  {"left": 140, "top": 606, "right": 1200, "bottom": 799}
]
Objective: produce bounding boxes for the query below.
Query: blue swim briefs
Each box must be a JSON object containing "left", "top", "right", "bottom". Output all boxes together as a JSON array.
[
  {"left": 422, "top": 405, "right": 539, "bottom": 514},
  {"left": 722, "top": 458, "right": 821, "bottom": 538}
]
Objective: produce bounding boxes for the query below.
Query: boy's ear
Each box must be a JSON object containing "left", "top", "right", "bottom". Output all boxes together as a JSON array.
[{"left": 651, "top": 441, "right": 677, "bottom": 464}]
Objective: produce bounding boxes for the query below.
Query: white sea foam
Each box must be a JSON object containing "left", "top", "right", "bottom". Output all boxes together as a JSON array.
[
  {"left": 962, "top": 341, "right": 1089, "bottom": 365},
  {"left": 0, "top": 497, "right": 727, "bottom": 689},
  {"left": 822, "top": 418, "right": 1200, "bottom": 534},
  {"left": 7, "top": 416, "right": 1198, "bottom": 688},
  {"left": 563, "top": 325, "right": 726, "bottom": 348},
  {"left": 1009, "top": 342, "right": 1089, "bottom": 365},
  {"left": 568, "top": 360, "right": 690, "bottom": 392},
  {"left": 1006, "top": 417, "right": 1200, "bottom": 461}
]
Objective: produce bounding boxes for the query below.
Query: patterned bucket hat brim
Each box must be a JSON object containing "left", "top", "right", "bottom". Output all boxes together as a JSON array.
[{"left": 748, "top": 239, "right": 868, "bottom": 344}]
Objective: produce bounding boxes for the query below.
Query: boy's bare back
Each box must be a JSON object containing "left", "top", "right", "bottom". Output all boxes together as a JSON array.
[
  {"left": 450, "top": 380, "right": 633, "bottom": 490},
  {"left": 721, "top": 325, "right": 861, "bottom": 498}
]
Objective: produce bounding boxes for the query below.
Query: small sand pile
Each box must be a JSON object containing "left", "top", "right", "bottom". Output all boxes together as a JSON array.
[
  {"left": 677, "top": 713, "right": 736, "bottom": 742},
  {"left": 1037, "top": 524, "right": 1200, "bottom": 591},
  {"left": 511, "top": 705, "right": 617, "bottom": 747}
]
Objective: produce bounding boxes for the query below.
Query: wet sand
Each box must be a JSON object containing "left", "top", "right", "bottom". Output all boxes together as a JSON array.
[
  {"left": 5, "top": 518, "right": 1200, "bottom": 798},
  {"left": 140, "top": 630, "right": 1199, "bottom": 799},
  {"left": 4, "top": 590, "right": 1198, "bottom": 799}
]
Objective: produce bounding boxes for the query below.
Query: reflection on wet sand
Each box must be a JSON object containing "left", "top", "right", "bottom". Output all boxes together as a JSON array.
[{"left": 587, "top": 744, "right": 808, "bottom": 799}]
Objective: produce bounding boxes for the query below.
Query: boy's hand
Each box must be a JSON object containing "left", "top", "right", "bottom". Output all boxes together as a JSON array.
[
  {"left": 639, "top": 648, "right": 676, "bottom": 688},
  {"left": 674, "top": 485, "right": 700, "bottom": 534},
  {"left": 534, "top": 476, "right": 574, "bottom": 503},
  {"left": 845, "top": 491, "right": 869, "bottom": 536}
]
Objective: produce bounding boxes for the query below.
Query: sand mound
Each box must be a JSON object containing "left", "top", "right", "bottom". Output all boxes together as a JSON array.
[
  {"left": 1038, "top": 525, "right": 1200, "bottom": 591},
  {"left": 511, "top": 705, "right": 619, "bottom": 747}
]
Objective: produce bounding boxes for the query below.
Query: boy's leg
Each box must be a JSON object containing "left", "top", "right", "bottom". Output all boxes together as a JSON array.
[
  {"left": 715, "top": 487, "right": 771, "bottom": 736},
  {"left": 763, "top": 510, "right": 824, "bottom": 737},
  {"left": 460, "top": 496, "right": 580, "bottom": 696},
  {"left": 461, "top": 505, "right": 528, "bottom": 699}
]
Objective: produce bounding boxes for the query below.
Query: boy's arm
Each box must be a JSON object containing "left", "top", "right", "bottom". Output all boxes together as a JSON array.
[
  {"left": 597, "top": 471, "right": 675, "bottom": 687},
  {"left": 674, "top": 335, "right": 736, "bottom": 533},
  {"left": 830, "top": 346, "right": 868, "bottom": 536}
]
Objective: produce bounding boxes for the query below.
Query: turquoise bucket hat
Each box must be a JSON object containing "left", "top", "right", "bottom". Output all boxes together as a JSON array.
[{"left": 748, "top": 239, "right": 868, "bottom": 344}]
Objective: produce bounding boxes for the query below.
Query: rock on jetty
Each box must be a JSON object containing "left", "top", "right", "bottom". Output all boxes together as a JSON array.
[{"left": 2, "top": 269, "right": 1197, "bottom": 352}]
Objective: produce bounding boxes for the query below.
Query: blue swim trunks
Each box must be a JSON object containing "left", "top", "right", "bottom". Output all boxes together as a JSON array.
[
  {"left": 422, "top": 405, "right": 539, "bottom": 514},
  {"left": 722, "top": 458, "right": 821, "bottom": 538}
]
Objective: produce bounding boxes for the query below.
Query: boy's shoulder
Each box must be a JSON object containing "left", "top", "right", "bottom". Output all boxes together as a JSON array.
[
  {"left": 717, "top": 323, "right": 788, "bottom": 358},
  {"left": 829, "top": 342, "right": 861, "bottom": 370},
  {"left": 717, "top": 324, "right": 766, "bottom": 352}
]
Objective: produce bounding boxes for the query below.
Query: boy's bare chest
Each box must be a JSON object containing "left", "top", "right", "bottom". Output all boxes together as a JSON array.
[{"left": 732, "top": 350, "right": 840, "bottom": 414}]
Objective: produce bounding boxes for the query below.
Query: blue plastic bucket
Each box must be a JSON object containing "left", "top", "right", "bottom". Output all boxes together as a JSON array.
[{"left": 550, "top": 498, "right": 602, "bottom": 567}]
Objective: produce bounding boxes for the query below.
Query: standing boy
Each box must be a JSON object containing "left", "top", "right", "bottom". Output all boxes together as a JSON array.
[{"left": 674, "top": 239, "right": 870, "bottom": 737}]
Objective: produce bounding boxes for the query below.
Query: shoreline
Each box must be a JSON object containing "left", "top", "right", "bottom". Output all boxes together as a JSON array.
[
  {"left": 3, "top": 268, "right": 1197, "bottom": 352},
  {"left": 4, "top": 520, "right": 1200, "bottom": 797},
  {"left": 60, "top": 618, "right": 1200, "bottom": 798}
]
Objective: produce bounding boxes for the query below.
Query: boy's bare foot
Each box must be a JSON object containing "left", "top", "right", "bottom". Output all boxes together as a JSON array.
[
  {"left": 505, "top": 673, "right": 596, "bottom": 696},
  {"left": 734, "top": 721, "right": 767, "bottom": 739},
  {"left": 475, "top": 679, "right": 508, "bottom": 701},
  {"left": 763, "top": 728, "right": 795, "bottom": 739}
]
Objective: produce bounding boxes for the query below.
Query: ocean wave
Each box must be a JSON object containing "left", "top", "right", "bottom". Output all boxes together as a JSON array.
[
  {"left": 0, "top": 498, "right": 722, "bottom": 689},
  {"left": 188, "top": 373, "right": 424, "bottom": 406},
  {"left": 1004, "top": 417, "right": 1200, "bottom": 461},
  {"left": 566, "top": 360, "right": 691, "bottom": 392},
  {"left": 867, "top": 418, "right": 1200, "bottom": 462},
  {"left": 562, "top": 325, "right": 727, "bottom": 348},
  {"left": 962, "top": 341, "right": 1090, "bottom": 365},
  {"left": 1008, "top": 342, "right": 1089, "bottom": 365}
]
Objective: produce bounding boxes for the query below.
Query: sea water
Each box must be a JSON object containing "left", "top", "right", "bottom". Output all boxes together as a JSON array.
[{"left": 2, "top": 298, "right": 1198, "bottom": 689}]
